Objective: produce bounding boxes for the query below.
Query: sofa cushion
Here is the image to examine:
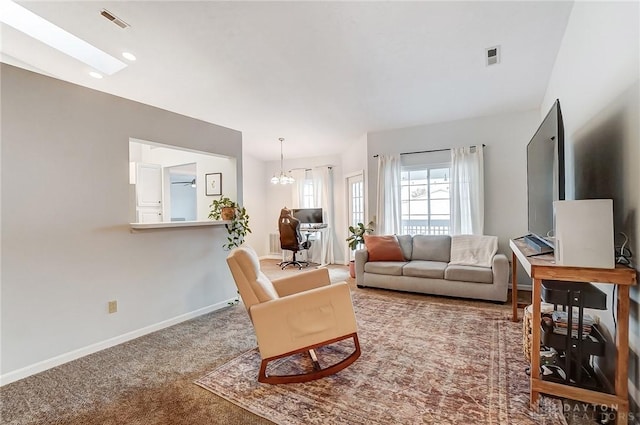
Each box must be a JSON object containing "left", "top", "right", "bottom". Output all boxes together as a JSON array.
[
  {"left": 396, "top": 235, "right": 413, "bottom": 261},
  {"left": 402, "top": 261, "right": 447, "bottom": 279},
  {"left": 364, "top": 261, "right": 407, "bottom": 276},
  {"left": 364, "top": 235, "right": 406, "bottom": 262},
  {"left": 444, "top": 264, "right": 493, "bottom": 284},
  {"left": 411, "top": 235, "right": 451, "bottom": 262}
]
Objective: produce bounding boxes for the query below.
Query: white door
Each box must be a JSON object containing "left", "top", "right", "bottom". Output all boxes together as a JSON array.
[
  {"left": 136, "top": 163, "right": 162, "bottom": 207},
  {"left": 137, "top": 208, "right": 163, "bottom": 223},
  {"left": 347, "top": 172, "right": 365, "bottom": 228},
  {"left": 135, "top": 163, "right": 162, "bottom": 222},
  {"left": 346, "top": 172, "right": 365, "bottom": 259}
]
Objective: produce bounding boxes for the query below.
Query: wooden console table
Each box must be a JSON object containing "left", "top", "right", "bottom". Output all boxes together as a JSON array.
[{"left": 510, "top": 238, "right": 637, "bottom": 425}]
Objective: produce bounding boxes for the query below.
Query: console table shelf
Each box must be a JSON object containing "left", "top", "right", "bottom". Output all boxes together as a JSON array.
[{"left": 510, "top": 237, "right": 636, "bottom": 425}]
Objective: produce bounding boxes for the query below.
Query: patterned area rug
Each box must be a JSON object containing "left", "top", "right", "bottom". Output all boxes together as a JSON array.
[{"left": 196, "top": 289, "right": 567, "bottom": 425}]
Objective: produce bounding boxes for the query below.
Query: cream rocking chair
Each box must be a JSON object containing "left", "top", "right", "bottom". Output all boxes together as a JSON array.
[{"left": 226, "top": 246, "right": 361, "bottom": 384}]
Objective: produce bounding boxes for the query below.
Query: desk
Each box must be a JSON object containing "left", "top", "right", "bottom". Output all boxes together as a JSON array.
[
  {"left": 510, "top": 238, "right": 636, "bottom": 425},
  {"left": 300, "top": 227, "right": 329, "bottom": 267}
]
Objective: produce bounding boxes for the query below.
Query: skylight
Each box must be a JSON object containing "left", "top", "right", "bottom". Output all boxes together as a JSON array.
[{"left": 0, "top": 0, "right": 127, "bottom": 75}]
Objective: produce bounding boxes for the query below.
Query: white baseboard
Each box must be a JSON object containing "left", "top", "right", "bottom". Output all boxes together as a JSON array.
[{"left": 0, "top": 299, "right": 235, "bottom": 386}]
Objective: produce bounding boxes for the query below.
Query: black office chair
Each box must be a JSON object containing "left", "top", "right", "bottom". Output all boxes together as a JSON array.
[{"left": 278, "top": 207, "right": 312, "bottom": 270}]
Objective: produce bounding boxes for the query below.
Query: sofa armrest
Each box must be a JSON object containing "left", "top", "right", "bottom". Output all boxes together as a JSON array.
[
  {"left": 271, "top": 268, "right": 331, "bottom": 297},
  {"left": 492, "top": 253, "right": 509, "bottom": 290},
  {"left": 354, "top": 249, "right": 368, "bottom": 286},
  {"left": 250, "top": 282, "right": 357, "bottom": 359}
]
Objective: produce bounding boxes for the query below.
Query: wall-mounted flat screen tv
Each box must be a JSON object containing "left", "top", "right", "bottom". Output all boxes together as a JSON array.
[
  {"left": 292, "top": 208, "right": 324, "bottom": 224},
  {"left": 526, "top": 99, "right": 565, "bottom": 250}
]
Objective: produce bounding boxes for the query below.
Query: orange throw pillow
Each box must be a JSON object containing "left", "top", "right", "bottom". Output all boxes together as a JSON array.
[{"left": 364, "top": 235, "right": 406, "bottom": 262}]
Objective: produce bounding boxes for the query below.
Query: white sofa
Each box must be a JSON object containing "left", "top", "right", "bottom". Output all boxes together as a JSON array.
[{"left": 355, "top": 235, "right": 509, "bottom": 302}]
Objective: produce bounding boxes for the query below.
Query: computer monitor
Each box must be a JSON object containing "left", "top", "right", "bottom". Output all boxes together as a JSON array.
[{"left": 292, "top": 208, "right": 323, "bottom": 224}]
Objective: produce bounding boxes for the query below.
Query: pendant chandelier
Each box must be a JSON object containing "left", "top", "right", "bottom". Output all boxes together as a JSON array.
[{"left": 271, "top": 138, "right": 295, "bottom": 185}]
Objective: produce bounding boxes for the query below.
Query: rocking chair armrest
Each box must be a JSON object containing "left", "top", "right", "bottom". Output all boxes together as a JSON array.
[
  {"left": 271, "top": 268, "right": 331, "bottom": 297},
  {"left": 250, "top": 282, "right": 358, "bottom": 359}
]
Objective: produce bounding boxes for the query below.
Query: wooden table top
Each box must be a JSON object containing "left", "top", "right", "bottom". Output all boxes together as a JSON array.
[{"left": 510, "top": 237, "right": 637, "bottom": 286}]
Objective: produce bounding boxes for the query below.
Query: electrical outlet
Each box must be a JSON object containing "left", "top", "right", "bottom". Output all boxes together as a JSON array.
[{"left": 108, "top": 300, "right": 117, "bottom": 314}]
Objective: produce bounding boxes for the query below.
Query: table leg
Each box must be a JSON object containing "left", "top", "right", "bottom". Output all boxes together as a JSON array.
[
  {"left": 511, "top": 251, "right": 518, "bottom": 322},
  {"left": 530, "top": 277, "right": 541, "bottom": 409},
  {"left": 615, "top": 285, "right": 630, "bottom": 425}
]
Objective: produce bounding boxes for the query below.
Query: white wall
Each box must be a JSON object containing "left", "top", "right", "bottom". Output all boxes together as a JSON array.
[
  {"left": 253, "top": 132, "right": 382, "bottom": 264},
  {"left": 241, "top": 153, "right": 269, "bottom": 255},
  {"left": 366, "top": 110, "right": 541, "bottom": 263},
  {"left": 540, "top": 1, "right": 640, "bottom": 411},
  {"left": 265, "top": 154, "right": 347, "bottom": 264},
  {"left": 341, "top": 133, "right": 368, "bottom": 177},
  {"left": 0, "top": 65, "right": 243, "bottom": 383},
  {"left": 340, "top": 133, "right": 369, "bottom": 262}
]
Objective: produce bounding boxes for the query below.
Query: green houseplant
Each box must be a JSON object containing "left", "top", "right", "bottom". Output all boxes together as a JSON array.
[
  {"left": 209, "top": 197, "right": 251, "bottom": 250},
  {"left": 346, "top": 221, "right": 374, "bottom": 277}
]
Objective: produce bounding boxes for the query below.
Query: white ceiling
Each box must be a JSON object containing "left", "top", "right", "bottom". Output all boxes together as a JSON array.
[{"left": 1, "top": 1, "right": 574, "bottom": 161}]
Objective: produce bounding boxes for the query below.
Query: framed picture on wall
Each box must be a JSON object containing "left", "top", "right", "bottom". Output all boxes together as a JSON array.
[{"left": 205, "top": 173, "right": 222, "bottom": 196}]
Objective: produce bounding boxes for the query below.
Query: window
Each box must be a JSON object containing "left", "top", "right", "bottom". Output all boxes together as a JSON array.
[
  {"left": 348, "top": 175, "right": 364, "bottom": 227},
  {"left": 401, "top": 165, "right": 450, "bottom": 235},
  {"left": 302, "top": 178, "right": 314, "bottom": 208}
]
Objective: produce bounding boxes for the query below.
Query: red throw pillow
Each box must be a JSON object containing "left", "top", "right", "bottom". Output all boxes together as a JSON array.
[{"left": 364, "top": 235, "right": 406, "bottom": 262}]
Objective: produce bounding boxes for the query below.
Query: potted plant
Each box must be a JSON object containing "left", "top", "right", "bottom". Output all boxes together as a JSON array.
[
  {"left": 209, "top": 197, "right": 251, "bottom": 250},
  {"left": 346, "top": 221, "right": 374, "bottom": 278}
]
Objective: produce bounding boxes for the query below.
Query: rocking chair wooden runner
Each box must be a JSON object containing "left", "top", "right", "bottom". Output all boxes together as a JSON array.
[{"left": 226, "top": 246, "right": 361, "bottom": 384}]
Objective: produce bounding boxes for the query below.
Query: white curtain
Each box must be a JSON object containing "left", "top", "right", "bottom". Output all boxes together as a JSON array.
[
  {"left": 289, "top": 167, "right": 334, "bottom": 265},
  {"left": 290, "top": 169, "right": 307, "bottom": 208},
  {"left": 376, "top": 155, "right": 401, "bottom": 235},
  {"left": 450, "top": 146, "right": 484, "bottom": 235},
  {"left": 311, "top": 167, "right": 335, "bottom": 265}
]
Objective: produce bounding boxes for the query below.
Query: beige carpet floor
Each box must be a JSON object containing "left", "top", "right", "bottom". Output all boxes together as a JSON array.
[
  {"left": 0, "top": 260, "right": 596, "bottom": 425},
  {"left": 0, "top": 262, "right": 347, "bottom": 425}
]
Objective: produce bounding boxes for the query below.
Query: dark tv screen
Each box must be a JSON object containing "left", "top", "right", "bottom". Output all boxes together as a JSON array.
[
  {"left": 527, "top": 99, "right": 565, "bottom": 247},
  {"left": 292, "top": 208, "right": 323, "bottom": 224}
]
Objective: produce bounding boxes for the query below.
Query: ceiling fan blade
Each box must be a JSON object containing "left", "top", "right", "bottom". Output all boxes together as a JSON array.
[{"left": 171, "top": 179, "right": 196, "bottom": 186}]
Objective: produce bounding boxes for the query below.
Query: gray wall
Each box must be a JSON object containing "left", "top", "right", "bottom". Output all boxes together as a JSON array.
[
  {"left": 541, "top": 1, "right": 639, "bottom": 414},
  {"left": 1, "top": 64, "right": 243, "bottom": 381},
  {"left": 241, "top": 153, "right": 269, "bottom": 255}
]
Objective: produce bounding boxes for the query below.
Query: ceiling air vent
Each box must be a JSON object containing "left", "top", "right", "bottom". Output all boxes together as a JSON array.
[
  {"left": 485, "top": 45, "right": 500, "bottom": 66},
  {"left": 100, "top": 9, "right": 130, "bottom": 29}
]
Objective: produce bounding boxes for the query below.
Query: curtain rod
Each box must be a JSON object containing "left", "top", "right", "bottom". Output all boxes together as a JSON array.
[
  {"left": 372, "top": 144, "right": 485, "bottom": 158},
  {"left": 289, "top": 165, "right": 333, "bottom": 171}
]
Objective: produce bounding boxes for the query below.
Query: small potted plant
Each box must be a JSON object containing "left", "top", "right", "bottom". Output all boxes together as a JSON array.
[
  {"left": 346, "top": 221, "right": 374, "bottom": 278},
  {"left": 209, "top": 197, "right": 251, "bottom": 250}
]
